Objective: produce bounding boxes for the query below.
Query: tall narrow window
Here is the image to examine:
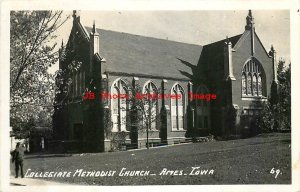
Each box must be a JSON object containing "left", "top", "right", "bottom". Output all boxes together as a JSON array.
[
  {"left": 258, "top": 75, "right": 262, "bottom": 96},
  {"left": 242, "top": 73, "right": 247, "bottom": 95},
  {"left": 253, "top": 74, "right": 258, "bottom": 96},
  {"left": 82, "top": 71, "right": 85, "bottom": 94},
  {"left": 171, "top": 97, "right": 177, "bottom": 129},
  {"left": 78, "top": 72, "right": 81, "bottom": 96},
  {"left": 80, "top": 70, "right": 83, "bottom": 95},
  {"left": 247, "top": 74, "right": 252, "bottom": 95},
  {"left": 143, "top": 81, "right": 158, "bottom": 130},
  {"left": 79, "top": 71, "right": 82, "bottom": 95},
  {"left": 242, "top": 58, "right": 265, "bottom": 97},
  {"left": 171, "top": 84, "right": 185, "bottom": 130},
  {"left": 111, "top": 79, "right": 128, "bottom": 132},
  {"left": 72, "top": 74, "right": 75, "bottom": 97}
]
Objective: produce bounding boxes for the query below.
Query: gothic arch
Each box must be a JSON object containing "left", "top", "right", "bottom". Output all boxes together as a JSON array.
[
  {"left": 241, "top": 57, "right": 266, "bottom": 97},
  {"left": 142, "top": 80, "right": 159, "bottom": 130},
  {"left": 111, "top": 78, "right": 129, "bottom": 132},
  {"left": 171, "top": 83, "right": 185, "bottom": 130}
]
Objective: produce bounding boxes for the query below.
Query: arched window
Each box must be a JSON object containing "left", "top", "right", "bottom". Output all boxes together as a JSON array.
[
  {"left": 143, "top": 81, "right": 158, "bottom": 131},
  {"left": 196, "top": 85, "right": 210, "bottom": 129},
  {"left": 242, "top": 58, "right": 265, "bottom": 97},
  {"left": 111, "top": 79, "right": 128, "bottom": 132},
  {"left": 171, "top": 84, "right": 185, "bottom": 130}
]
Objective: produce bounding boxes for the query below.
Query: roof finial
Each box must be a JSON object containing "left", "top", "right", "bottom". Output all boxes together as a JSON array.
[
  {"left": 269, "top": 45, "right": 276, "bottom": 57},
  {"left": 61, "top": 39, "right": 64, "bottom": 48},
  {"left": 245, "top": 9, "right": 255, "bottom": 30},
  {"left": 72, "top": 10, "right": 80, "bottom": 22},
  {"left": 93, "top": 20, "right": 96, "bottom": 33},
  {"left": 271, "top": 45, "right": 275, "bottom": 52},
  {"left": 72, "top": 10, "right": 76, "bottom": 18}
]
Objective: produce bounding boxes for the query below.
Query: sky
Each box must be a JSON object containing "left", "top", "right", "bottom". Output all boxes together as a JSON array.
[{"left": 51, "top": 10, "right": 290, "bottom": 72}]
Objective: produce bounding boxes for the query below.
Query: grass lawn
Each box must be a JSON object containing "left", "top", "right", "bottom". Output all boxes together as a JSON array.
[{"left": 10, "top": 132, "right": 291, "bottom": 185}]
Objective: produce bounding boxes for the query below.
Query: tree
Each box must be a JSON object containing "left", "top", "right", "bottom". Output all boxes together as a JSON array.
[
  {"left": 257, "top": 60, "right": 291, "bottom": 132},
  {"left": 276, "top": 60, "right": 291, "bottom": 130},
  {"left": 10, "top": 11, "right": 69, "bottom": 138},
  {"left": 103, "top": 80, "right": 160, "bottom": 151},
  {"left": 129, "top": 82, "right": 161, "bottom": 149}
]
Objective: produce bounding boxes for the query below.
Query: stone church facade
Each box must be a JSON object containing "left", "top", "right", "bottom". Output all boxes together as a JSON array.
[{"left": 53, "top": 10, "right": 278, "bottom": 152}]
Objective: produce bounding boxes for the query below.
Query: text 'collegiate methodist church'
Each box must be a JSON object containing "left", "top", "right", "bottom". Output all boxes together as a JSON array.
[{"left": 53, "top": 10, "right": 279, "bottom": 152}]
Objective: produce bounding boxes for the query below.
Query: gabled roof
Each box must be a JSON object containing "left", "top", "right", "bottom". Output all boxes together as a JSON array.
[
  {"left": 85, "top": 27, "right": 203, "bottom": 80},
  {"left": 202, "top": 34, "right": 243, "bottom": 53},
  {"left": 201, "top": 30, "right": 270, "bottom": 61},
  {"left": 197, "top": 34, "right": 243, "bottom": 78}
]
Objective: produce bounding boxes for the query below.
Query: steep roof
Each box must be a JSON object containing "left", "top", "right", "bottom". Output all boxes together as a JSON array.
[
  {"left": 85, "top": 27, "right": 203, "bottom": 80},
  {"left": 195, "top": 34, "right": 243, "bottom": 83},
  {"left": 202, "top": 34, "right": 243, "bottom": 53}
]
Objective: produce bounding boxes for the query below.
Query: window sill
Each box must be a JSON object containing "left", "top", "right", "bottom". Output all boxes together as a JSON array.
[
  {"left": 111, "top": 130, "right": 130, "bottom": 133},
  {"left": 241, "top": 96, "right": 267, "bottom": 101},
  {"left": 148, "top": 130, "right": 159, "bottom": 132},
  {"left": 171, "top": 129, "right": 186, "bottom": 132}
]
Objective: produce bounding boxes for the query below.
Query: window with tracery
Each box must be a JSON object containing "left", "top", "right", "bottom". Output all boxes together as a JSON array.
[
  {"left": 242, "top": 58, "right": 265, "bottom": 97},
  {"left": 111, "top": 79, "right": 128, "bottom": 132},
  {"left": 171, "top": 84, "right": 185, "bottom": 130},
  {"left": 143, "top": 81, "right": 158, "bottom": 131}
]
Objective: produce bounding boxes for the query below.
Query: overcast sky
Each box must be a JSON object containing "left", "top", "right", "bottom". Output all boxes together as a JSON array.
[{"left": 52, "top": 10, "right": 290, "bottom": 72}]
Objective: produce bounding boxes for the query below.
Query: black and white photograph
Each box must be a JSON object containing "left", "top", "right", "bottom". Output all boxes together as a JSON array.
[{"left": 0, "top": 1, "right": 299, "bottom": 192}]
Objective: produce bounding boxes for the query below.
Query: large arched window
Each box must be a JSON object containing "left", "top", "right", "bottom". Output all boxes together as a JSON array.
[
  {"left": 196, "top": 85, "right": 210, "bottom": 129},
  {"left": 171, "top": 84, "right": 185, "bottom": 130},
  {"left": 111, "top": 79, "right": 128, "bottom": 132},
  {"left": 241, "top": 58, "right": 265, "bottom": 97},
  {"left": 143, "top": 81, "right": 158, "bottom": 131}
]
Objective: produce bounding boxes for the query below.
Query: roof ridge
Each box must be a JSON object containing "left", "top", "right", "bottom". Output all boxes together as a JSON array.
[
  {"left": 203, "top": 34, "right": 243, "bottom": 47},
  {"left": 84, "top": 26, "right": 202, "bottom": 47}
]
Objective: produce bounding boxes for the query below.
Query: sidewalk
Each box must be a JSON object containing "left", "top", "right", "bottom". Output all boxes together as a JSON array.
[
  {"left": 10, "top": 176, "right": 68, "bottom": 186},
  {"left": 24, "top": 153, "right": 73, "bottom": 159}
]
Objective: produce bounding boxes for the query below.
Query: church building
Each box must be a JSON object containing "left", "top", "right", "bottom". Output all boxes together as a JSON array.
[{"left": 53, "top": 10, "right": 278, "bottom": 152}]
